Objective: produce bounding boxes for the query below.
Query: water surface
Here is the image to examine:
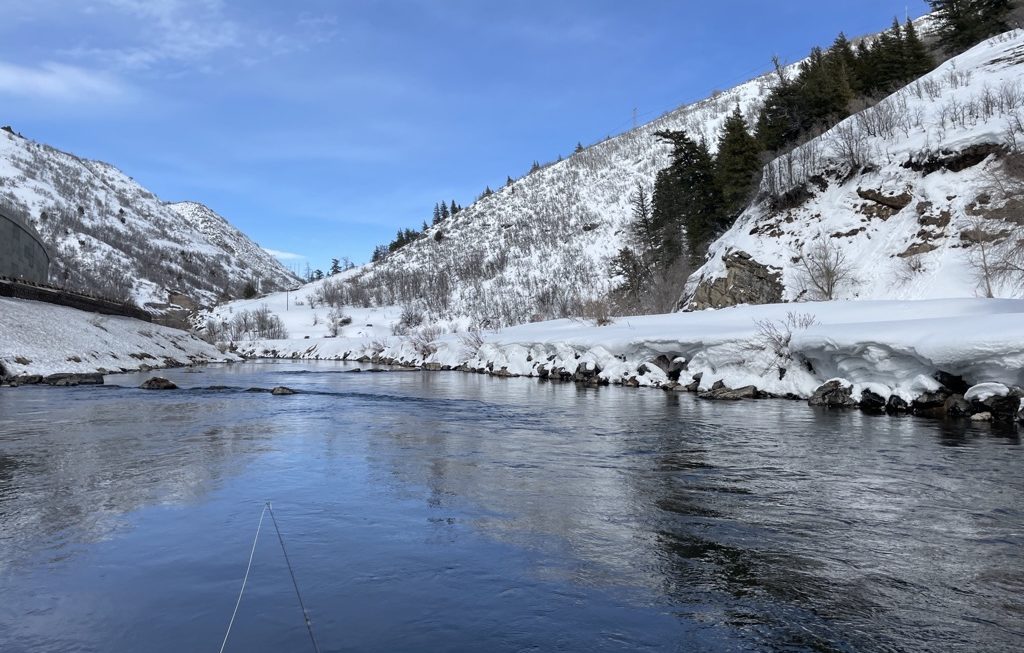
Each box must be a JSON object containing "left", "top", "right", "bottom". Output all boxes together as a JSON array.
[{"left": 0, "top": 361, "right": 1021, "bottom": 652}]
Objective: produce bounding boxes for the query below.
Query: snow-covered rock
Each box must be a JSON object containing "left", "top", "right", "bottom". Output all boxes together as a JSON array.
[
  {"left": 0, "top": 297, "right": 236, "bottom": 380},
  {"left": 0, "top": 130, "right": 299, "bottom": 312}
]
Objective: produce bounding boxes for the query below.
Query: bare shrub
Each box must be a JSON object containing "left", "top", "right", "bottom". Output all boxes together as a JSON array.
[
  {"left": 745, "top": 312, "right": 819, "bottom": 376},
  {"left": 575, "top": 298, "right": 615, "bottom": 326},
  {"left": 794, "top": 237, "right": 855, "bottom": 300},
  {"left": 408, "top": 325, "right": 443, "bottom": 359},
  {"left": 457, "top": 329, "right": 485, "bottom": 359},
  {"left": 327, "top": 308, "right": 352, "bottom": 336},
  {"left": 392, "top": 304, "right": 426, "bottom": 335}
]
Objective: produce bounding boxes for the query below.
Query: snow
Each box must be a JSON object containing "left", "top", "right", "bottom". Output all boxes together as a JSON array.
[
  {"left": 0, "top": 297, "right": 235, "bottom": 379},
  {"left": 221, "top": 298, "right": 1024, "bottom": 404},
  {"left": 964, "top": 382, "right": 1011, "bottom": 402}
]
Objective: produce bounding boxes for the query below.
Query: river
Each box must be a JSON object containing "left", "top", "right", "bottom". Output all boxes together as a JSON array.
[{"left": 0, "top": 361, "right": 1021, "bottom": 652}]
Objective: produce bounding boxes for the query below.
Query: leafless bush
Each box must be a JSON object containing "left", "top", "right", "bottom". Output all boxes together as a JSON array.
[
  {"left": 408, "top": 325, "right": 443, "bottom": 359},
  {"left": 392, "top": 304, "right": 426, "bottom": 335},
  {"left": 794, "top": 237, "right": 856, "bottom": 301},
  {"left": 327, "top": 308, "right": 352, "bottom": 336},
  {"left": 963, "top": 216, "right": 1024, "bottom": 297},
  {"left": 457, "top": 329, "right": 485, "bottom": 359},
  {"left": 828, "top": 120, "right": 870, "bottom": 170},
  {"left": 745, "top": 312, "right": 819, "bottom": 376}
]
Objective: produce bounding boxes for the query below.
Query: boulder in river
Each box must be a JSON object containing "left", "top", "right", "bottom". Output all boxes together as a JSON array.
[
  {"left": 141, "top": 377, "right": 177, "bottom": 390},
  {"left": 271, "top": 386, "right": 297, "bottom": 395},
  {"left": 859, "top": 389, "right": 887, "bottom": 413},
  {"left": 965, "top": 383, "right": 1021, "bottom": 422},
  {"left": 45, "top": 373, "right": 104, "bottom": 387},
  {"left": 808, "top": 380, "right": 857, "bottom": 408}
]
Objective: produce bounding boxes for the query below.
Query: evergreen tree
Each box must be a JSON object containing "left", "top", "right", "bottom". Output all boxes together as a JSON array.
[
  {"left": 872, "top": 19, "right": 907, "bottom": 90},
  {"left": 329, "top": 258, "right": 341, "bottom": 275},
  {"left": 506, "top": 175, "right": 514, "bottom": 187},
  {"left": 929, "top": 0, "right": 1012, "bottom": 54},
  {"left": 575, "top": 142, "right": 584, "bottom": 153},
  {"left": 651, "top": 130, "right": 723, "bottom": 263},
  {"left": 715, "top": 107, "right": 763, "bottom": 219},
  {"left": 439, "top": 202, "right": 450, "bottom": 221},
  {"left": 854, "top": 39, "right": 877, "bottom": 95},
  {"left": 449, "top": 200, "right": 459, "bottom": 215},
  {"left": 902, "top": 18, "right": 935, "bottom": 79},
  {"left": 312, "top": 269, "right": 324, "bottom": 280},
  {"left": 432, "top": 203, "right": 441, "bottom": 225},
  {"left": 755, "top": 58, "right": 802, "bottom": 152}
]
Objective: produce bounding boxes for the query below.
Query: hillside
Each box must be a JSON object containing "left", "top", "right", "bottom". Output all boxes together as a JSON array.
[
  {"left": 0, "top": 129, "right": 299, "bottom": 314},
  {"left": 685, "top": 30, "right": 1024, "bottom": 308},
  {"left": 313, "top": 64, "right": 786, "bottom": 328}
]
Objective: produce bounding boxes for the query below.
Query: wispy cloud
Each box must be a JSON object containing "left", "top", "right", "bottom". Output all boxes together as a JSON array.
[
  {"left": 62, "top": 1, "right": 337, "bottom": 72},
  {"left": 263, "top": 248, "right": 305, "bottom": 261},
  {"left": 0, "top": 61, "right": 132, "bottom": 103}
]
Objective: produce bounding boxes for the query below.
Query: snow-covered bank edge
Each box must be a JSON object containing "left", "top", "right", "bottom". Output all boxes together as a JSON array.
[
  {"left": 230, "top": 299, "right": 1024, "bottom": 424},
  {"left": 0, "top": 297, "right": 238, "bottom": 385}
]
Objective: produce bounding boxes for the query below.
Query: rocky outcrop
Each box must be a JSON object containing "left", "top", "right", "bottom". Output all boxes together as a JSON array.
[
  {"left": 856, "top": 187, "right": 913, "bottom": 211},
  {"left": 686, "top": 251, "right": 783, "bottom": 310},
  {"left": 271, "top": 386, "right": 297, "bottom": 395}
]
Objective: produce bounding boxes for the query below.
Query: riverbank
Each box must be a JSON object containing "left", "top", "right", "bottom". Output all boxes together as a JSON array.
[
  {"left": 0, "top": 297, "right": 237, "bottom": 384},
  {"left": 228, "top": 298, "right": 1024, "bottom": 424}
]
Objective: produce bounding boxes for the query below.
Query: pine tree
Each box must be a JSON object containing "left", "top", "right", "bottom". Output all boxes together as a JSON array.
[
  {"left": 715, "top": 106, "right": 763, "bottom": 219},
  {"left": 872, "top": 19, "right": 907, "bottom": 90},
  {"left": 450, "top": 200, "right": 459, "bottom": 215},
  {"left": 755, "top": 58, "right": 802, "bottom": 152},
  {"left": 329, "top": 258, "right": 341, "bottom": 275},
  {"left": 506, "top": 175, "right": 514, "bottom": 187},
  {"left": 439, "top": 202, "right": 450, "bottom": 221},
  {"left": 432, "top": 203, "right": 441, "bottom": 225},
  {"left": 902, "top": 18, "right": 935, "bottom": 80},
  {"left": 652, "top": 131, "right": 723, "bottom": 263},
  {"left": 929, "top": 0, "right": 1012, "bottom": 54},
  {"left": 575, "top": 142, "right": 584, "bottom": 153}
]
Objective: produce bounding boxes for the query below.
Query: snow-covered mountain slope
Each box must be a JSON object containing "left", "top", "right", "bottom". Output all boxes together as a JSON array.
[
  {"left": 685, "top": 30, "right": 1024, "bottom": 308},
  {"left": 0, "top": 130, "right": 299, "bottom": 311},
  {"left": 327, "top": 65, "right": 786, "bottom": 328}
]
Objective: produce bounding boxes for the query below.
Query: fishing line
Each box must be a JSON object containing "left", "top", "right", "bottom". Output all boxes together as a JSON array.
[{"left": 218, "top": 502, "right": 322, "bottom": 653}]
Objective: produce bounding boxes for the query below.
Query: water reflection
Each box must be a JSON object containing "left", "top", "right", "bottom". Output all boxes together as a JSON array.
[{"left": 0, "top": 362, "right": 1021, "bottom": 652}]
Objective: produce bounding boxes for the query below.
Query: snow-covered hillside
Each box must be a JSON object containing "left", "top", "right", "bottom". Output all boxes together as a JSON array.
[
  {"left": 685, "top": 30, "right": 1024, "bottom": 308},
  {"left": 0, "top": 129, "right": 299, "bottom": 312},
  {"left": 322, "top": 64, "right": 786, "bottom": 327}
]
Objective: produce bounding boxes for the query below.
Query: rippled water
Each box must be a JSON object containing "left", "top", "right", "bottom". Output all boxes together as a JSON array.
[{"left": 0, "top": 361, "right": 1022, "bottom": 652}]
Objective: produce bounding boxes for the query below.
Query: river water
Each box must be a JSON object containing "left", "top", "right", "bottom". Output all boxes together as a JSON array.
[{"left": 0, "top": 361, "right": 1021, "bottom": 652}]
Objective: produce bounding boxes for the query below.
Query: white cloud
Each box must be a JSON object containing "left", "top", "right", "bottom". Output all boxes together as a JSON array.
[
  {"left": 0, "top": 61, "right": 132, "bottom": 103},
  {"left": 263, "top": 248, "right": 305, "bottom": 261},
  {"left": 61, "top": 1, "right": 336, "bottom": 72}
]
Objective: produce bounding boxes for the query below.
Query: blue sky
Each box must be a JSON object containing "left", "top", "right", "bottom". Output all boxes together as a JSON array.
[{"left": 0, "top": 0, "right": 928, "bottom": 273}]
